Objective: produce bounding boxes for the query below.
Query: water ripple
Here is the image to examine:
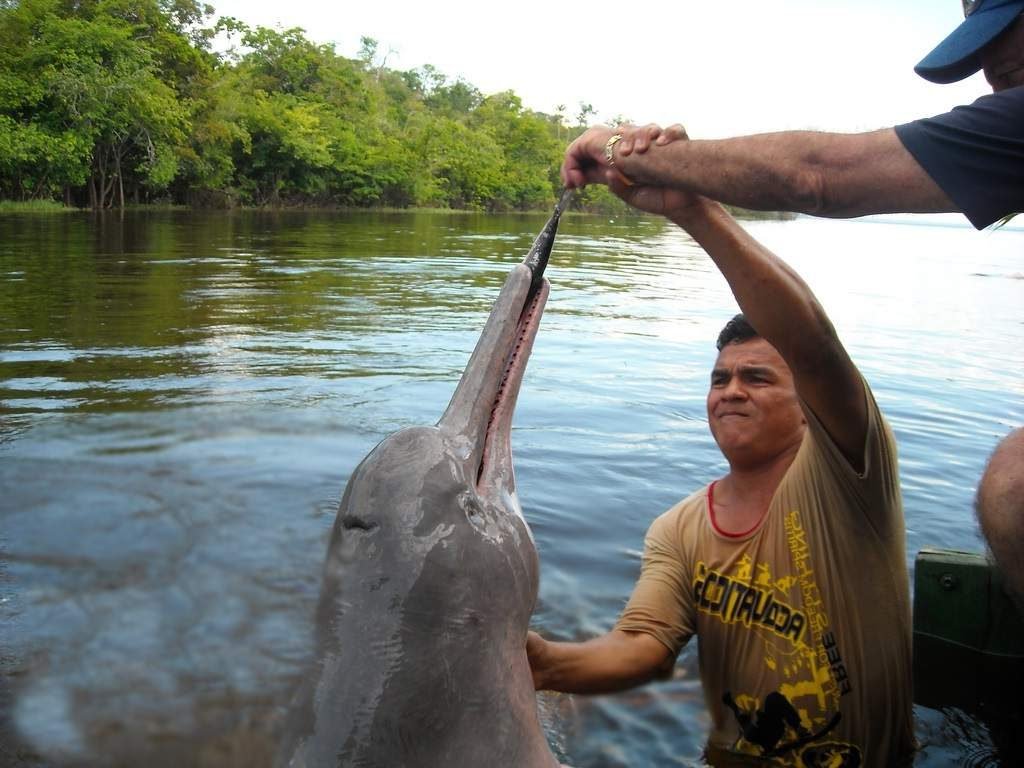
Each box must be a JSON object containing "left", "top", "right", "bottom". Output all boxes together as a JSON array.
[{"left": 1, "top": 210, "right": 1021, "bottom": 765}]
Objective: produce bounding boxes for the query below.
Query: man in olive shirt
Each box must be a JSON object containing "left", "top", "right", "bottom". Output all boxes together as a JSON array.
[
  {"left": 559, "top": 0, "right": 1024, "bottom": 612},
  {"left": 526, "top": 188, "right": 913, "bottom": 764}
]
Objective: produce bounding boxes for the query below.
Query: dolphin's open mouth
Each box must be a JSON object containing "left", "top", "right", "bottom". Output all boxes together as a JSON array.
[
  {"left": 438, "top": 192, "right": 569, "bottom": 494},
  {"left": 477, "top": 279, "right": 550, "bottom": 487}
]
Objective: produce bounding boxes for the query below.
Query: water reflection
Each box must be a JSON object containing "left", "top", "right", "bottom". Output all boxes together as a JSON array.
[{"left": 1, "top": 210, "right": 1022, "bottom": 766}]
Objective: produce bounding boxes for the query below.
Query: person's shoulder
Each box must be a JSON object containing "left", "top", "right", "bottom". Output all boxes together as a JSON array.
[
  {"left": 975, "top": 84, "right": 1024, "bottom": 103},
  {"left": 667, "top": 484, "right": 711, "bottom": 516},
  {"left": 796, "top": 376, "right": 899, "bottom": 495},
  {"left": 902, "top": 85, "right": 1024, "bottom": 131},
  {"left": 962, "top": 84, "right": 1024, "bottom": 114},
  {"left": 650, "top": 485, "right": 710, "bottom": 534}
]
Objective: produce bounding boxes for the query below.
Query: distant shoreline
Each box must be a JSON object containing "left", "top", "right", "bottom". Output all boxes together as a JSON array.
[{"left": 0, "top": 200, "right": 796, "bottom": 221}]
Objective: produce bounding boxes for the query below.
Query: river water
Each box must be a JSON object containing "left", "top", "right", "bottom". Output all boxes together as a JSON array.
[{"left": 1, "top": 209, "right": 1021, "bottom": 767}]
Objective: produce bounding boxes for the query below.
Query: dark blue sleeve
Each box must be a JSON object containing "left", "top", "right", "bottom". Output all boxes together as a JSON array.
[{"left": 894, "top": 86, "right": 1024, "bottom": 229}]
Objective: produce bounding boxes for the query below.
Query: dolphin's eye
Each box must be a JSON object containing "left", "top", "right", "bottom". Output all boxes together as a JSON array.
[{"left": 341, "top": 515, "right": 378, "bottom": 532}]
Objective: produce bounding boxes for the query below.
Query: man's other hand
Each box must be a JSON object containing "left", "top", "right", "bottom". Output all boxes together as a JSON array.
[{"left": 561, "top": 123, "right": 668, "bottom": 189}]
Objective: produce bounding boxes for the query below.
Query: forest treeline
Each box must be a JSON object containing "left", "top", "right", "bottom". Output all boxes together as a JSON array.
[{"left": 0, "top": 0, "right": 623, "bottom": 211}]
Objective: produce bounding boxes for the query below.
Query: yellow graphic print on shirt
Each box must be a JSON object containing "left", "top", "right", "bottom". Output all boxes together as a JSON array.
[{"left": 692, "top": 510, "right": 862, "bottom": 766}]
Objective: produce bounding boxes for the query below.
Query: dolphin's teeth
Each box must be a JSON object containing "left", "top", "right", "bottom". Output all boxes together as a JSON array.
[{"left": 478, "top": 287, "right": 542, "bottom": 486}]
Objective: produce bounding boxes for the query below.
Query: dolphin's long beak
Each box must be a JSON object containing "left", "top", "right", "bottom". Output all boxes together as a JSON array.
[{"left": 438, "top": 190, "right": 572, "bottom": 493}]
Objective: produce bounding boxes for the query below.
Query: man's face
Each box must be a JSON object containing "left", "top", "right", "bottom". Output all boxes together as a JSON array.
[
  {"left": 706, "top": 338, "right": 806, "bottom": 468},
  {"left": 982, "top": 14, "right": 1024, "bottom": 91}
]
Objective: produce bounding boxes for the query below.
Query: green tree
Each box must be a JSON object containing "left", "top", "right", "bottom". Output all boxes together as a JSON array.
[
  {"left": 0, "top": 1, "right": 604, "bottom": 211},
  {"left": 426, "top": 78, "right": 482, "bottom": 116},
  {"left": 0, "top": 0, "right": 210, "bottom": 207},
  {"left": 471, "top": 91, "right": 561, "bottom": 209},
  {"left": 576, "top": 101, "right": 596, "bottom": 127},
  {"left": 215, "top": 23, "right": 380, "bottom": 205}
]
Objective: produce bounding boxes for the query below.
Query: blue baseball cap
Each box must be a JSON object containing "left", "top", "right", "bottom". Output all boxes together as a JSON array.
[{"left": 915, "top": 0, "right": 1024, "bottom": 83}]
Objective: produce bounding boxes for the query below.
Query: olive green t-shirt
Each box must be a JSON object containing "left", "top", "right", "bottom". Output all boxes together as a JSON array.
[{"left": 616, "top": 384, "right": 913, "bottom": 766}]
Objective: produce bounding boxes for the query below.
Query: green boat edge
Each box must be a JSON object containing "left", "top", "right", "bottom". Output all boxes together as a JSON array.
[{"left": 913, "top": 547, "right": 1024, "bottom": 760}]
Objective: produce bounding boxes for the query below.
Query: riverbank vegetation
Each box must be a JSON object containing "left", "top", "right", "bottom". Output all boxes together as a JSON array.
[{"left": 0, "top": 0, "right": 636, "bottom": 213}]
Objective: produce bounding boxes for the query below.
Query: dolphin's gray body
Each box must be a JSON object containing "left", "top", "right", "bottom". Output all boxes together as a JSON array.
[{"left": 280, "top": 195, "right": 571, "bottom": 767}]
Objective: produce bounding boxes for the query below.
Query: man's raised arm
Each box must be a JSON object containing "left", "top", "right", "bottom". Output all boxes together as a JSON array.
[
  {"left": 562, "top": 125, "right": 955, "bottom": 221},
  {"left": 628, "top": 180, "right": 868, "bottom": 468}
]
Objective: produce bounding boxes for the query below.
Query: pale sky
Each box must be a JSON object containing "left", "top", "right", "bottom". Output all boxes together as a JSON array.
[{"left": 210, "top": 0, "right": 987, "bottom": 138}]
